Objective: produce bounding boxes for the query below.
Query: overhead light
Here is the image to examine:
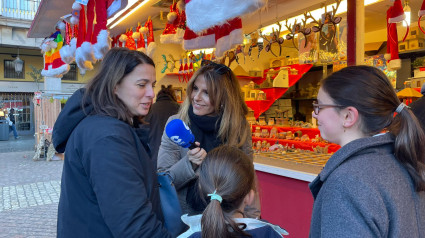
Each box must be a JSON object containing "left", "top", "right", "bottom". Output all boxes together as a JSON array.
[
  {"left": 403, "top": 1, "right": 411, "bottom": 27},
  {"left": 108, "top": 0, "right": 152, "bottom": 29},
  {"left": 260, "top": 0, "right": 382, "bottom": 35},
  {"left": 107, "top": 0, "right": 138, "bottom": 26}
]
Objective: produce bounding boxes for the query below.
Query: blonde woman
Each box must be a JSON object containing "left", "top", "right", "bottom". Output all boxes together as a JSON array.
[{"left": 157, "top": 60, "right": 260, "bottom": 218}]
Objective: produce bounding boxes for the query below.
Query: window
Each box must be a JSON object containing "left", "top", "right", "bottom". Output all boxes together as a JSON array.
[
  {"left": 62, "top": 64, "right": 78, "bottom": 81},
  {"left": 4, "top": 60, "right": 25, "bottom": 79}
]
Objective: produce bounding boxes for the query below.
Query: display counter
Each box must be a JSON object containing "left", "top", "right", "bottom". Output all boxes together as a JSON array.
[{"left": 254, "top": 153, "right": 326, "bottom": 237}]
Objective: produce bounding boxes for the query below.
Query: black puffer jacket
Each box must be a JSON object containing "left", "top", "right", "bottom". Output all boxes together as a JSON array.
[{"left": 52, "top": 88, "right": 171, "bottom": 238}]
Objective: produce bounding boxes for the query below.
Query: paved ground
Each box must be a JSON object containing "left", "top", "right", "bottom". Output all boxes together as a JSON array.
[{"left": 0, "top": 135, "right": 62, "bottom": 237}]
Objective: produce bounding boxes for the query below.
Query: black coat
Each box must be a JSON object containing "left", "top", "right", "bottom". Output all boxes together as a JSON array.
[
  {"left": 145, "top": 92, "right": 180, "bottom": 168},
  {"left": 53, "top": 89, "right": 171, "bottom": 238}
]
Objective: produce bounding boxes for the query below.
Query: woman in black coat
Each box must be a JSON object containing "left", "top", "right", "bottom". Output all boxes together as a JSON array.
[{"left": 52, "top": 48, "right": 172, "bottom": 238}]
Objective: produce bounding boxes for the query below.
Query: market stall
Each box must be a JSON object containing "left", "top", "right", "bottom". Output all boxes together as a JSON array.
[{"left": 27, "top": 0, "right": 425, "bottom": 236}]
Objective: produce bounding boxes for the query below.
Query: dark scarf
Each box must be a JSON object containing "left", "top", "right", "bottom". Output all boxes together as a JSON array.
[
  {"left": 134, "top": 119, "right": 152, "bottom": 158},
  {"left": 188, "top": 105, "right": 223, "bottom": 152},
  {"left": 186, "top": 105, "right": 223, "bottom": 213}
]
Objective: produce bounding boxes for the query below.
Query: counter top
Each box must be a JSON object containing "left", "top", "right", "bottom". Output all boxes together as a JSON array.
[{"left": 254, "top": 154, "right": 323, "bottom": 182}]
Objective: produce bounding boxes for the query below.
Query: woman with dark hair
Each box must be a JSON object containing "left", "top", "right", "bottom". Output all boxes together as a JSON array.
[
  {"left": 179, "top": 145, "right": 288, "bottom": 238},
  {"left": 157, "top": 61, "right": 260, "bottom": 218},
  {"left": 52, "top": 48, "right": 171, "bottom": 238},
  {"left": 309, "top": 65, "right": 425, "bottom": 237}
]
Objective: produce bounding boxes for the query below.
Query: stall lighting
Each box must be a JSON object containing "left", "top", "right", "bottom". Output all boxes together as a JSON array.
[
  {"left": 108, "top": 0, "right": 152, "bottom": 29},
  {"left": 191, "top": 48, "right": 214, "bottom": 55},
  {"left": 403, "top": 1, "right": 411, "bottom": 27},
  {"left": 260, "top": 0, "right": 382, "bottom": 35}
]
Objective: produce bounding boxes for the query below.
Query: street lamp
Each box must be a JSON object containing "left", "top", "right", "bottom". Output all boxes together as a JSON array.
[{"left": 13, "top": 48, "right": 24, "bottom": 75}]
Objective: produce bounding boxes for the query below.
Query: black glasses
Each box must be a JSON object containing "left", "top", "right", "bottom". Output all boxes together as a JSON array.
[
  {"left": 201, "top": 59, "right": 232, "bottom": 75},
  {"left": 312, "top": 101, "right": 345, "bottom": 115}
]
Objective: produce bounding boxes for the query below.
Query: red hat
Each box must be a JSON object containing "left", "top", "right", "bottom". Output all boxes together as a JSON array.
[
  {"left": 388, "top": 0, "right": 405, "bottom": 23},
  {"left": 419, "top": 0, "right": 425, "bottom": 17},
  {"left": 160, "top": 2, "right": 180, "bottom": 44},
  {"left": 185, "top": 0, "right": 266, "bottom": 33}
]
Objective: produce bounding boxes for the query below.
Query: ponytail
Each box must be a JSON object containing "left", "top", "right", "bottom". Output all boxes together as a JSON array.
[
  {"left": 388, "top": 106, "right": 425, "bottom": 192},
  {"left": 198, "top": 146, "right": 255, "bottom": 238},
  {"left": 201, "top": 199, "right": 251, "bottom": 238}
]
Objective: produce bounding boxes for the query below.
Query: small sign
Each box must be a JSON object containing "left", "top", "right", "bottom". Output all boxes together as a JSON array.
[{"left": 40, "top": 125, "right": 48, "bottom": 130}]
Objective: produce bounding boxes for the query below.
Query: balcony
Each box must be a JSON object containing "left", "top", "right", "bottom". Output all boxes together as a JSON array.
[{"left": 0, "top": 0, "right": 40, "bottom": 20}]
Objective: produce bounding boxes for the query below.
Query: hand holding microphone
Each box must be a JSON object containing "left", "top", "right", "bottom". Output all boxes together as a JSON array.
[{"left": 165, "top": 119, "right": 207, "bottom": 167}]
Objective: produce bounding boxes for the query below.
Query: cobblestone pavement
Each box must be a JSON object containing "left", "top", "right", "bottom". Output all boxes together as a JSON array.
[{"left": 0, "top": 136, "right": 63, "bottom": 238}]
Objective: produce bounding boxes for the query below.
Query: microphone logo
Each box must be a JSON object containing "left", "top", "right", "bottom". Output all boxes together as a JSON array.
[{"left": 170, "top": 136, "right": 184, "bottom": 146}]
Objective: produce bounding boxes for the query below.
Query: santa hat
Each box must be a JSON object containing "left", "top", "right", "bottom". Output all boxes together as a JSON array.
[
  {"left": 183, "top": 18, "right": 243, "bottom": 58},
  {"left": 419, "top": 0, "right": 425, "bottom": 34},
  {"left": 183, "top": 27, "right": 216, "bottom": 50},
  {"left": 175, "top": 1, "right": 186, "bottom": 43},
  {"left": 385, "top": 5, "right": 401, "bottom": 71},
  {"left": 160, "top": 2, "right": 180, "bottom": 44},
  {"left": 185, "top": 0, "right": 266, "bottom": 33},
  {"left": 125, "top": 28, "right": 137, "bottom": 50},
  {"left": 144, "top": 18, "right": 156, "bottom": 57},
  {"left": 419, "top": 0, "right": 425, "bottom": 17},
  {"left": 214, "top": 17, "right": 243, "bottom": 57},
  {"left": 388, "top": 0, "right": 405, "bottom": 23},
  {"left": 135, "top": 23, "right": 146, "bottom": 50},
  {"left": 74, "top": 0, "right": 111, "bottom": 74}
]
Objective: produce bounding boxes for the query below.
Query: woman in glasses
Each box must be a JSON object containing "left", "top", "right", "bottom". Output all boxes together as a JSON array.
[
  {"left": 310, "top": 66, "right": 425, "bottom": 237},
  {"left": 157, "top": 61, "right": 260, "bottom": 219}
]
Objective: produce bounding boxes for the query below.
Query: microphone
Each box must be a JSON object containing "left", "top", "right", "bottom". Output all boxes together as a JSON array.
[{"left": 165, "top": 119, "right": 198, "bottom": 149}]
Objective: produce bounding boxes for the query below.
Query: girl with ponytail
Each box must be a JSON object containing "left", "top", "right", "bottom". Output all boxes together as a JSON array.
[
  {"left": 178, "top": 145, "right": 288, "bottom": 238},
  {"left": 309, "top": 65, "right": 425, "bottom": 237}
]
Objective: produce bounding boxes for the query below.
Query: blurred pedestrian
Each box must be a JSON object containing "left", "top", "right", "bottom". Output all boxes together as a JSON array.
[
  {"left": 8, "top": 108, "right": 19, "bottom": 139},
  {"left": 145, "top": 84, "right": 180, "bottom": 167}
]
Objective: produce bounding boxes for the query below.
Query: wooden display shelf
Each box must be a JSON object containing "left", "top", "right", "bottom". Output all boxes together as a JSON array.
[
  {"left": 252, "top": 136, "right": 340, "bottom": 153},
  {"left": 245, "top": 64, "right": 313, "bottom": 119},
  {"left": 251, "top": 125, "right": 322, "bottom": 138},
  {"left": 236, "top": 75, "right": 263, "bottom": 84}
]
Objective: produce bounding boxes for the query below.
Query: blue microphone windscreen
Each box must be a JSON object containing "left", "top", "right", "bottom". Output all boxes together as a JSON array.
[{"left": 165, "top": 119, "right": 195, "bottom": 148}]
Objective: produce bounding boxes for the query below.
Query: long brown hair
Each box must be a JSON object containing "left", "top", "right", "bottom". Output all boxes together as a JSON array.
[
  {"left": 82, "top": 48, "right": 155, "bottom": 126},
  {"left": 322, "top": 65, "right": 425, "bottom": 191},
  {"left": 178, "top": 64, "right": 250, "bottom": 147},
  {"left": 198, "top": 145, "right": 255, "bottom": 238}
]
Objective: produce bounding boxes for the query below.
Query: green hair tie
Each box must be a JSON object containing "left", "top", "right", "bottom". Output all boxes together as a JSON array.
[{"left": 207, "top": 190, "right": 223, "bottom": 203}]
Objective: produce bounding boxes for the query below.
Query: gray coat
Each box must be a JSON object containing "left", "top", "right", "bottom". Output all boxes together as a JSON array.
[
  {"left": 157, "top": 115, "right": 256, "bottom": 216},
  {"left": 309, "top": 133, "right": 425, "bottom": 237}
]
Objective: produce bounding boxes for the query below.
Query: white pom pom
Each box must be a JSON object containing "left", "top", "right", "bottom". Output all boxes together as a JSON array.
[
  {"left": 119, "top": 34, "right": 128, "bottom": 42},
  {"left": 70, "top": 16, "right": 79, "bottom": 25},
  {"left": 139, "top": 26, "right": 148, "bottom": 34},
  {"left": 384, "top": 53, "right": 391, "bottom": 61},
  {"left": 132, "top": 32, "right": 141, "bottom": 40},
  {"left": 167, "top": 12, "right": 178, "bottom": 23},
  {"left": 177, "top": 0, "right": 185, "bottom": 11},
  {"left": 56, "top": 21, "right": 66, "bottom": 31},
  {"left": 72, "top": 2, "right": 82, "bottom": 10}
]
